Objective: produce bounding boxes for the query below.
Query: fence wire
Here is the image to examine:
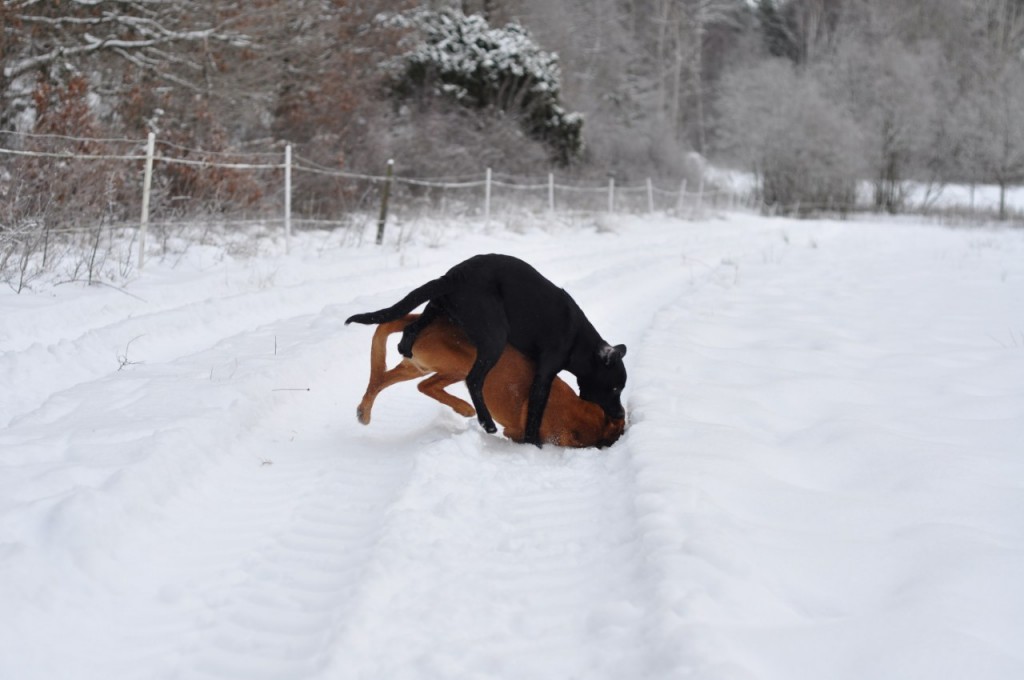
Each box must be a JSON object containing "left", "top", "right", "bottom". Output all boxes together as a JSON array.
[{"left": 10, "top": 134, "right": 968, "bottom": 237}]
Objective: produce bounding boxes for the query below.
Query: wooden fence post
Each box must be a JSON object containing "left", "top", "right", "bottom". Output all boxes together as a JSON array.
[
  {"left": 647, "top": 177, "right": 654, "bottom": 213},
  {"left": 376, "top": 159, "right": 393, "bottom": 245},
  {"left": 608, "top": 176, "right": 615, "bottom": 213},
  {"left": 284, "top": 144, "right": 292, "bottom": 254},
  {"left": 484, "top": 167, "right": 492, "bottom": 225},
  {"left": 548, "top": 172, "right": 555, "bottom": 213},
  {"left": 677, "top": 179, "right": 687, "bottom": 215},
  {"left": 137, "top": 131, "right": 155, "bottom": 271}
]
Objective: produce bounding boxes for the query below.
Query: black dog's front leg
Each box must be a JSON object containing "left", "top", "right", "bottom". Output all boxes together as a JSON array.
[
  {"left": 465, "top": 344, "right": 503, "bottom": 434},
  {"left": 524, "top": 368, "right": 558, "bottom": 447}
]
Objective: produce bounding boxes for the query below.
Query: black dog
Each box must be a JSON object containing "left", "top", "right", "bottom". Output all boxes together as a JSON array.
[{"left": 346, "top": 254, "right": 627, "bottom": 446}]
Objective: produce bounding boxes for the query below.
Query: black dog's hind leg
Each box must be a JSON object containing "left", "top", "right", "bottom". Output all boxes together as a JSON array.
[{"left": 396, "top": 301, "right": 442, "bottom": 358}]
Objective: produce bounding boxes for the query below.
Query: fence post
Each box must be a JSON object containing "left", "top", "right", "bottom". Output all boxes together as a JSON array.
[
  {"left": 548, "top": 172, "right": 555, "bottom": 213},
  {"left": 137, "top": 131, "right": 155, "bottom": 271},
  {"left": 284, "top": 144, "right": 292, "bottom": 254},
  {"left": 484, "top": 167, "right": 492, "bottom": 226},
  {"left": 647, "top": 177, "right": 654, "bottom": 214},
  {"left": 677, "top": 179, "right": 687, "bottom": 215},
  {"left": 608, "top": 176, "right": 615, "bottom": 213},
  {"left": 695, "top": 175, "right": 704, "bottom": 216},
  {"left": 376, "top": 159, "right": 394, "bottom": 245}
]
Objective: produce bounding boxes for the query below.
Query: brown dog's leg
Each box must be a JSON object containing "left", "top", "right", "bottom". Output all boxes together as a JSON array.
[
  {"left": 417, "top": 373, "right": 476, "bottom": 418},
  {"left": 357, "top": 361, "right": 426, "bottom": 425},
  {"left": 356, "top": 314, "right": 422, "bottom": 425}
]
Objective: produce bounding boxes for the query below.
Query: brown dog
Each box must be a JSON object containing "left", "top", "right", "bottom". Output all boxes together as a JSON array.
[{"left": 356, "top": 314, "right": 625, "bottom": 448}]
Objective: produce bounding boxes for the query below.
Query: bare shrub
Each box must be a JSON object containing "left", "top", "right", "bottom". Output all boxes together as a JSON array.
[
  {"left": 1, "top": 78, "right": 138, "bottom": 290},
  {"left": 715, "top": 59, "right": 865, "bottom": 215}
]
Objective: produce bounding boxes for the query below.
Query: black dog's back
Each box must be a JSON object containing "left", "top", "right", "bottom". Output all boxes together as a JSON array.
[
  {"left": 346, "top": 253, "right": 626, "bottom": 445},
  {"left": 346, "top": 254, "right": 581, "bottom": 351},
  {"left": 441, "top": 254, "right": 585, "bottom": 350}
]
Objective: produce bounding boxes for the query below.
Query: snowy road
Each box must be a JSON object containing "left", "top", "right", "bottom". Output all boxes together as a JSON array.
[{"left": 2, "top": 214, "right": 1024, "bottom": 679}]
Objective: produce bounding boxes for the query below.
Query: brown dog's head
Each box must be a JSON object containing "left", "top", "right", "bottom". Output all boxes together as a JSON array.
[
  {"left": 555, "top": 414, "right": 626, "bottom": 448},
  {"left": 504, "top": 414, "right": 626, "bottom": 449},
  {"left": 567, "top": 414, "right": 626, "bottom": 449},
  {"left": 593, "top": 417, "right": 627, "bottom": 449}
]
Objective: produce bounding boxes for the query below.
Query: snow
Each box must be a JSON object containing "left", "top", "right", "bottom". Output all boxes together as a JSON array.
[{"left": 2, "top": 212, "right": 1023, "bottom": 679}]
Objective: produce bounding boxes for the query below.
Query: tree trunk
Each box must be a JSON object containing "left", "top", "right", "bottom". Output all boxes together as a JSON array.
[{"left": 691, "top": 3, "right": 707, "bottom": 154}]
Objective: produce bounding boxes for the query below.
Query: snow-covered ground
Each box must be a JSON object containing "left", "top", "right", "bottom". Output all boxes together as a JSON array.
[{"left": 2, "top": 212, "right": 1023, "bottom": 680}]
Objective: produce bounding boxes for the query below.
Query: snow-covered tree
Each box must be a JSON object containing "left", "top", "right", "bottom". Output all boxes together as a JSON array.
[{"left": 387, "top": 8, "right": 583, "bottom": 165}]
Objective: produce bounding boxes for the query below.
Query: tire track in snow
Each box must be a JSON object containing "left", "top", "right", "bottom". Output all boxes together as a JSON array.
[
  {"left": 1, "top": 294, "right": 430, "bottom": 680},
  {"left": 165, "top": 445, "right": 417, "bottom": 680},
  {"left": 317, "top": 436, "right": 665, "bottom": 680}
]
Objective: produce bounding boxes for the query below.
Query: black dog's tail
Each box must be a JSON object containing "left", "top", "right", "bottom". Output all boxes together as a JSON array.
[{"left": 345, "top": 276, "right": 451, "bottom": 325}]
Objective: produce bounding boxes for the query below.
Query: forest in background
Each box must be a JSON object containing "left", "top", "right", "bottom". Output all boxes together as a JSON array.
[{"left": 2, "top": 0, "right": 1024, "bottom": 226}]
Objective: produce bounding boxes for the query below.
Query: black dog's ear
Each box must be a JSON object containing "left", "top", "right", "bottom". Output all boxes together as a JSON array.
[{"left": 599, "top": 343, "right": 627, "bottom": 365}]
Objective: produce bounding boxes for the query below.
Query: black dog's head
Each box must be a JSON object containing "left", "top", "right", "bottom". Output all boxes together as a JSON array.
[{"left": 578, "top": 343, "right": 627, "bottom": 421}]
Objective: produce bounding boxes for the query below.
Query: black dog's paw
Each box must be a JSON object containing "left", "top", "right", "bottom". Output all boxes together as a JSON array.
[
  {"left": 397, "top": 335, "right": 414, "bottom": 358},
  {"left": 524, "top": 432, "right": 544, "bottom": 448},
  {"left": 479, "top": 417, "right": 498, "bottom": 434}
]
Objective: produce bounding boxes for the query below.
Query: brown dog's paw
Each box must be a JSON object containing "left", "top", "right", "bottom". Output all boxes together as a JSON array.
[
  {"left": 454, "top": 403, "right": 476, "bottom": 418},
  {"left": 502, "top": 427, "right": 524, "bottom": 442},
  {"left": 356, "top": 404, "right": 371, "bottom": 425}
]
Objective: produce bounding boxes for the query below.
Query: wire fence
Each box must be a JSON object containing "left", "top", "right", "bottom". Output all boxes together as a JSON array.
[
  {"left": 0, "top": 130, "right": 748, "bottom": 291},
  {"left": 4, "top": 130, "right": 1018, "bottom": 290},
  {"left": 1, "top": 130, "right": 741, "bottom": 269}
]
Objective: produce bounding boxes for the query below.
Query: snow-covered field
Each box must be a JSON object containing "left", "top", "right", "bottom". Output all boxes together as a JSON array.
[
  {"left": 2, "top": 212, "right": 1023, "bottom": 680},
  {"left": 706, "top": 166, "right": 1024, "bottom": 217}
]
